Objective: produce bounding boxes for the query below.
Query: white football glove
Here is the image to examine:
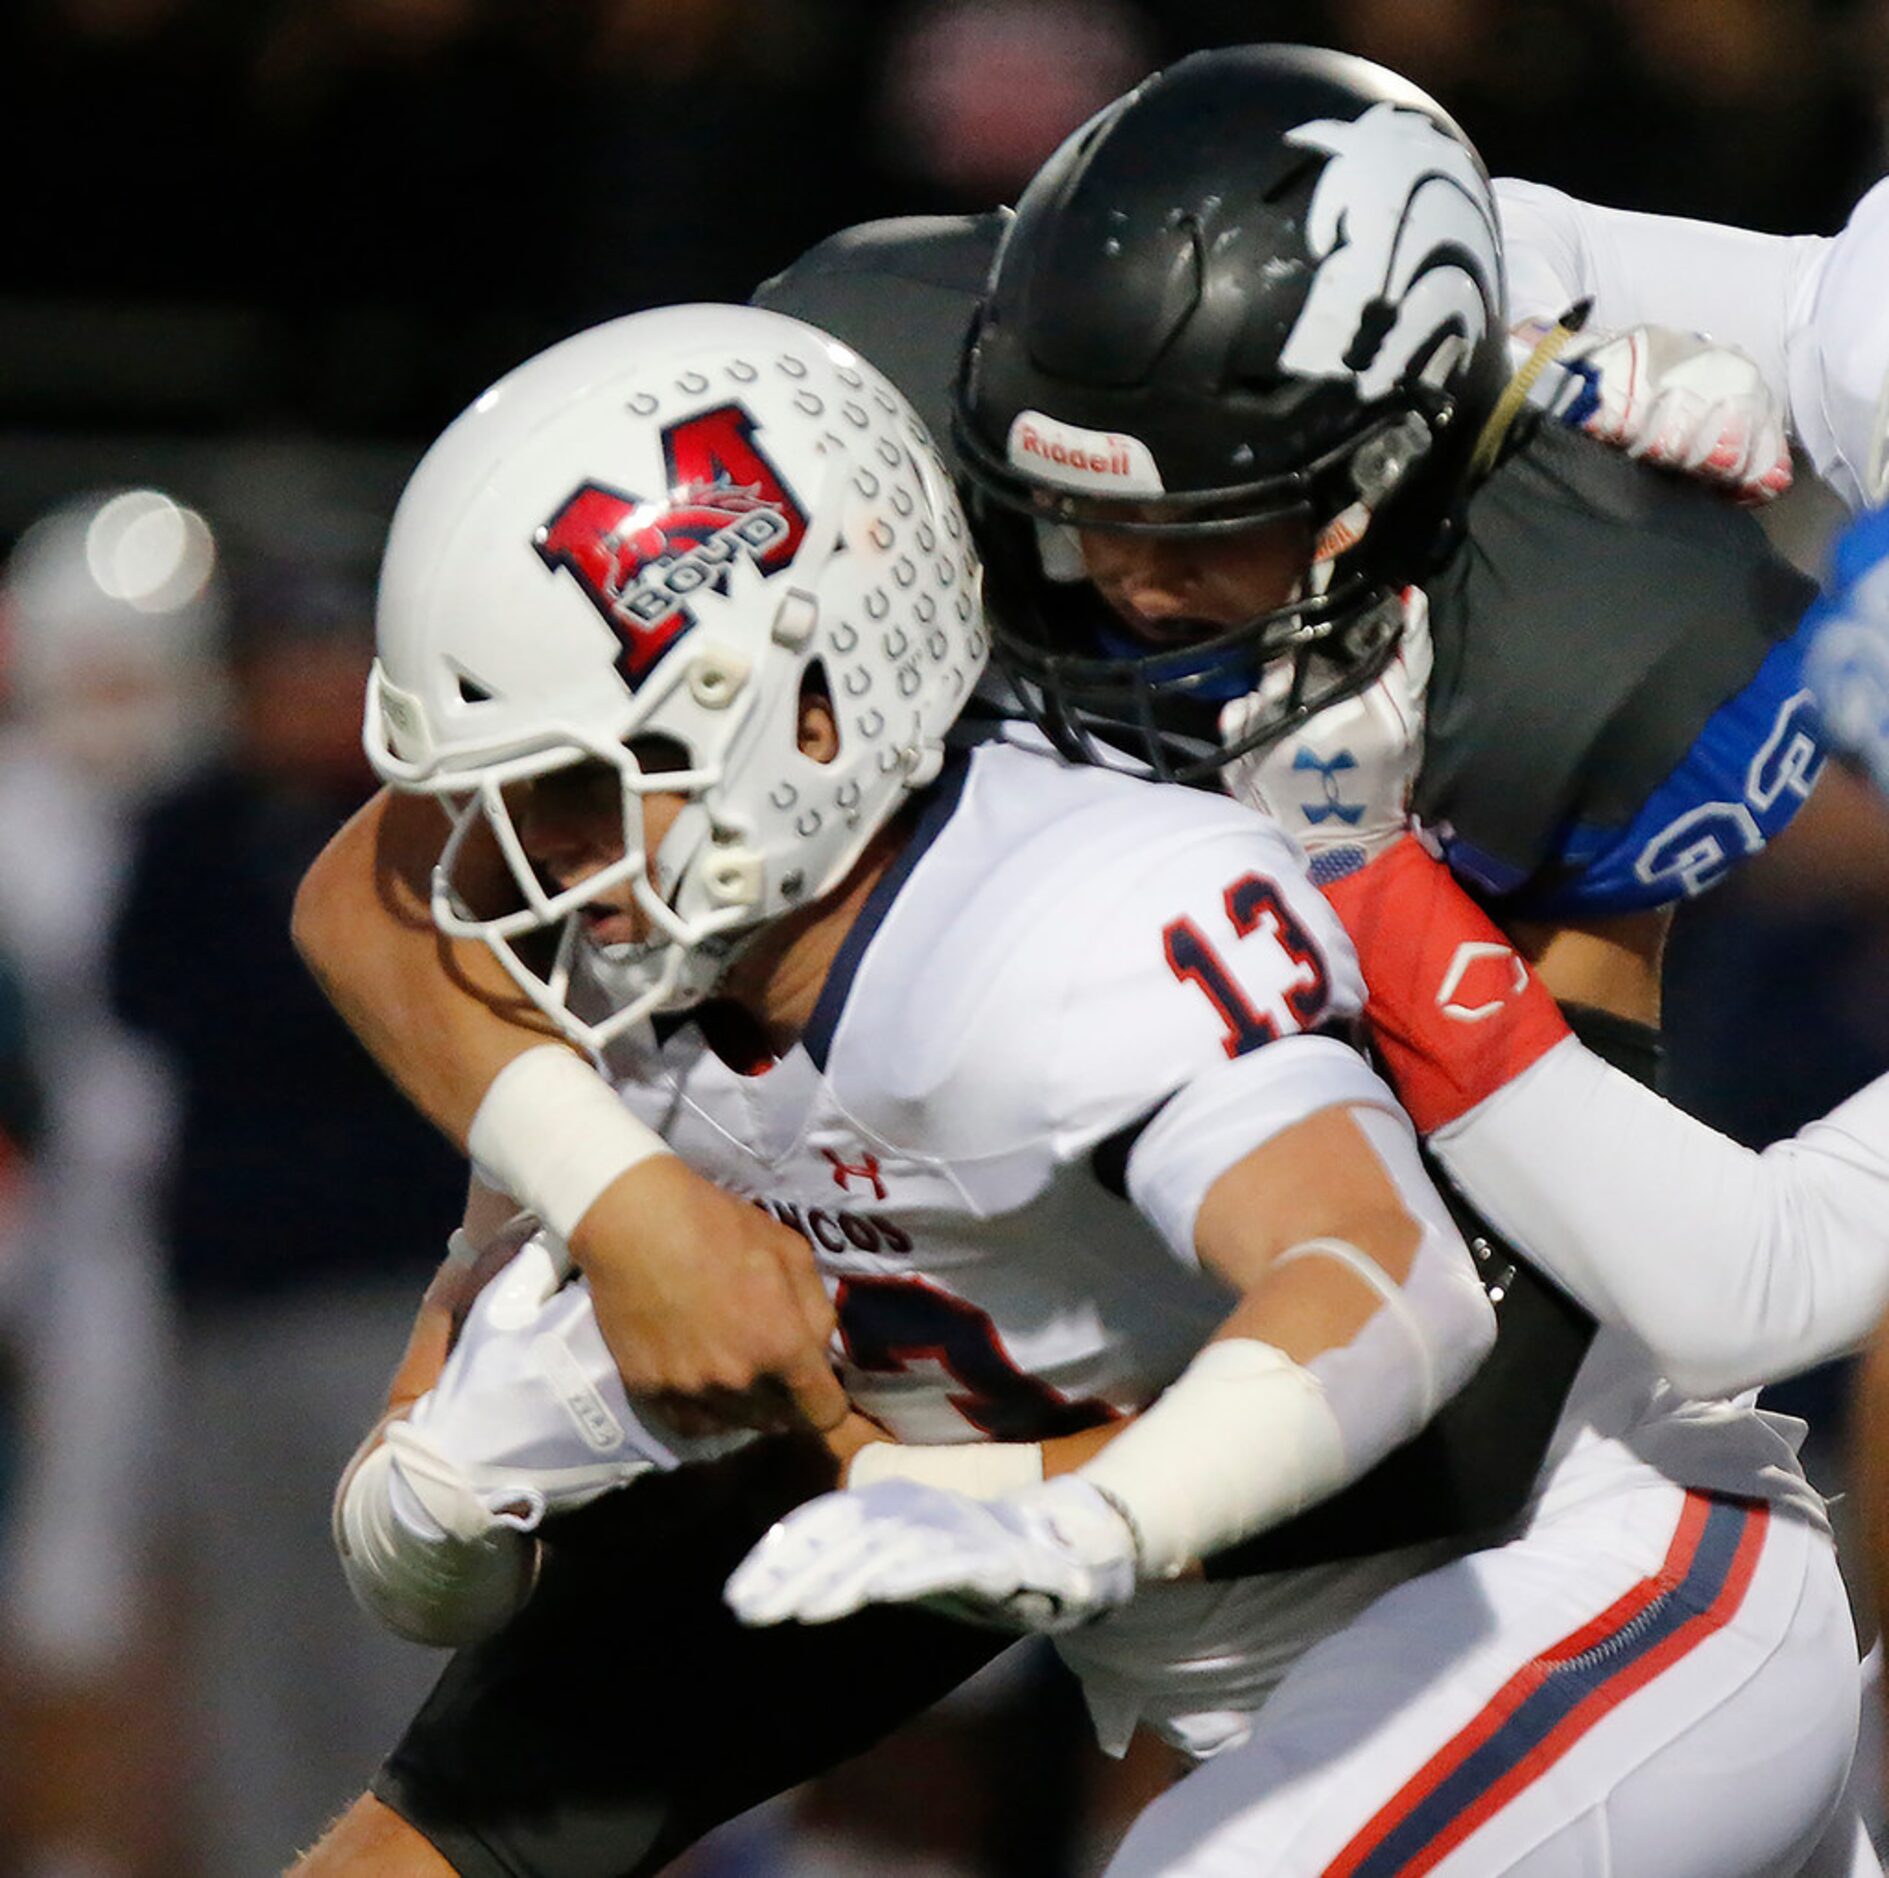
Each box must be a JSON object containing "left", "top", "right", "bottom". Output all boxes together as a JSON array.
[
  {"left": 336, "top": 1229, "right": 753, "bottom": 1646},
  {"left": 1529, "top": 321, "right": 1793, "bottom": 504},
  {"left": 725, "top": 1475, "right": 1137, "bottom": 1634},
  {"left": 412, "top": 1229, "right": 753, "bottom": 1507},
  {"left": 1805, "top": 505, "right": 1889, "bottom": 799},
  {"left": 1220, "top": 598, "right": 1431, "bottom": 883}
]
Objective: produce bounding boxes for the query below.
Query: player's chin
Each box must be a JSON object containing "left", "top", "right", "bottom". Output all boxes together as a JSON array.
[{"left": 1104, "top": 604, "right": 1225, "bottom": 649}]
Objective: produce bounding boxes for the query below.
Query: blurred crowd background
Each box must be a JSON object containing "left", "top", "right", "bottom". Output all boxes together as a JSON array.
[{"left": 1, "top": 1, "right": 1888, "bottom": 1874}]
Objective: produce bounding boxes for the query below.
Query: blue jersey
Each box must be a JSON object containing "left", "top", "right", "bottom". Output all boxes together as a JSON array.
[
  {"left": 1456, "top": 623, "right": 1825, "bottom": 917},
  {"left": 1416, "top": 418, "right": 1822, "bottom": 916}
]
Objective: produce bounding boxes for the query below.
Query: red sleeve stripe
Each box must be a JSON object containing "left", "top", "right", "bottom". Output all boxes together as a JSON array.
[{"left": 1319, "top": 838, "right": 1571, "bottom": 1135}]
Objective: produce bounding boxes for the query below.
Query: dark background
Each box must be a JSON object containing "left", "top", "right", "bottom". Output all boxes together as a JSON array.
[{"left": 1, "top": 0, "right": 1882, "bottom": 510}]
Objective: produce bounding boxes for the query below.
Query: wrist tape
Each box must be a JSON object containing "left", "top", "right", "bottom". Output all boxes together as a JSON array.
[
  {"left": 1078, "top": 1339, "right": 1347, "bottom": 1581},
  {"left": 467, "top": 1045, "right": 673, "bottom": 1240},
  {"left": 847, "top": 1440, "right": 1046, "bottom": 1498},
  {"left": 1320, "top": 838, "right": 1570, "bottom": 1134}
]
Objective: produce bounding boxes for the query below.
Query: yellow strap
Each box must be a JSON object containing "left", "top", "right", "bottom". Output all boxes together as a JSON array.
[{"left": 1468, "top": 314, "right": 1587, "bottom": 482}]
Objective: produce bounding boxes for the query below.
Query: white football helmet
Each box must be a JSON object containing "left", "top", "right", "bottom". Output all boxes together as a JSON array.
[{"left": 365, "top": 304, "right": 987, "bottom": 1052}]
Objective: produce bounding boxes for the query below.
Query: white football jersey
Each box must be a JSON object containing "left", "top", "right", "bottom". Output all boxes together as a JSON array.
[{"left": 596, "top": 737, "right": 1377, "bottom": 1442}]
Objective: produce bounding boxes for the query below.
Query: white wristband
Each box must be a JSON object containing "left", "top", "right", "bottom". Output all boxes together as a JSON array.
[
  {"left": 846, "top": 1439, "right": 1046, "bottom": 1498},
  {"left": 1078, "top": 1338, "right": 1347, "bottom": 1581},
  {"left": 466, "top": 1046, "right": 674, "bottom": 1242}
]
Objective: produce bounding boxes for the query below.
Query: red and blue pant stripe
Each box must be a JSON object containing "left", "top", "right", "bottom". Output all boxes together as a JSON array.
[{"left": 1324, "top": 1491, "right": 1770, "bottom": 1877}]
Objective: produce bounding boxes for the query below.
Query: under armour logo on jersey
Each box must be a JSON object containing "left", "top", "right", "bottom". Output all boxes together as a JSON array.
[
  {"left": 821, "top": 1147, "right": 888, "bottom": 1201},
  {"left": 1293, "top": 747, "right": 1366, "bottom": 825},
  {"left": 1436, "top": 940, "right": 1527, "bottom": 1022}
]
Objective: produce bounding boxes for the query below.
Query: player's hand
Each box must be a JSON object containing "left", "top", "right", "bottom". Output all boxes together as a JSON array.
[
  {"left": 416, "top": 1229, "right": 753, "bottom": 1498},
  {"left": 571, "top": 1155, "right": 847, "bottom": 1437},
  {"left": 725, "top": 1476, "right": 1137, "bottom": 1634},
  {"left": 1531, "top": 322, "right": 1793, "bottom": 505},
  {"left": 1805, "top": 504, "right": 1889, "bottom": 798},
  {"left": 1221, "top": 600, "right": 1431, "bottom": 883}
]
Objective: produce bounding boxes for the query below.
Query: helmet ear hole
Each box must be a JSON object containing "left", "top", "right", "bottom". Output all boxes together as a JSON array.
[{"left": 797, "top": 659, "right": 840, "bottom": 766}]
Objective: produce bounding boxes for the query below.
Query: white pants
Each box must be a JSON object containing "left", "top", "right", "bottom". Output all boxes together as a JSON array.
[{"left": 1106, "top": 1479, "right": 1859, "bottom": 1877}]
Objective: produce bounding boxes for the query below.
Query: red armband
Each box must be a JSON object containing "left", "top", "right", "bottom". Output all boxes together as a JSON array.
[{"left": 1319, "top": 837, "right": 1570, "bottom": 1134}]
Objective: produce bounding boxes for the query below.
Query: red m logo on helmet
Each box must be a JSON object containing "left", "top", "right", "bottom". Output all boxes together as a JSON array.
[{"left": 535, "top": 403, "right": 808, "bottom": 685}]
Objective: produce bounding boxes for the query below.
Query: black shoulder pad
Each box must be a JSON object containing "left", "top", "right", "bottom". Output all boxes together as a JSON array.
[
  {"left": 1415, "top": 419, "right": 1818, "bottom": 889},
  {"left": 751, "top": 214, "right": 1009, "bottom": 472}
]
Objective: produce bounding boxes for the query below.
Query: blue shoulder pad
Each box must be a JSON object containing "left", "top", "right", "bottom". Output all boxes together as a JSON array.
[{"left": 1475, "top": 626, "right": 1826, "bottom": 919}]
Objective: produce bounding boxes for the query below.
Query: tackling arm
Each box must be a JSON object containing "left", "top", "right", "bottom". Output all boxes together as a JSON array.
[
  {"left": 1436, "top": 1041, "right": 1889, "bottom": 1398},
  {"left": 1495, "top": 177, "right": 1820, "bottom": 395},
  {"left": 1327, "top": 835, "right": 1889, "bottom": 1398},
  {"left": 293, "top": 789, "right": 845, "bottom": 1431},
  {"left": 1497, "top": 175, "right": 1889, "bottom": 509}
]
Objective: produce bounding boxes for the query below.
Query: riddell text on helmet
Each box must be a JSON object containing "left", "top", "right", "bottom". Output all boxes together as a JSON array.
[
  {"left": 1005, "top": 410, "right": 1165, "bottom": 494},
  {"left": 1017, "top": 423, "right": 1133, "bottom": 478}
]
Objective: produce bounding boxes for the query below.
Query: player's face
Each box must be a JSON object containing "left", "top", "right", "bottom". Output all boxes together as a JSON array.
[
  {"left": 510, "top": 754, "right": 684, "bottom": 948},
  {"left": 506, "top": 697, "right": 842, "bottom": 949},
  {"left": 1075, "top": 515, "right": 1312, "bottom": 645}
]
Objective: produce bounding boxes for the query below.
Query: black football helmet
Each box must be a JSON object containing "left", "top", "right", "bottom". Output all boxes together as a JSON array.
[{"left": 954, "top": 44, "right": 1510, "bottom": 780}]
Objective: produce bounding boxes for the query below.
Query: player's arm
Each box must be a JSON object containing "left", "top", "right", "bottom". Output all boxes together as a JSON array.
[
  {"left": 1495, "top": 177, "right": 1821, "bottom": 392},
  {"left": 728, "top": 1037, "right": 1495, "bottom": 1631},
  {"left": 1491, "top": 178, "right": 1804, "bottom": 502},
  {"left": 1327, "top": 833, "right": 1889, "bottom": 1397},
  {"left": 1242, "top": 599, "right": 1889, "bottom": 1397},
  {"left": 1064, "top": 1082, "right": 1493, "bottom": 1583},
  {"left": 1496, "top": 175, "right": 1889, "bottom": 510},
  {"left": 293, "top": 788, "right": 845, "bottom": 1433}
]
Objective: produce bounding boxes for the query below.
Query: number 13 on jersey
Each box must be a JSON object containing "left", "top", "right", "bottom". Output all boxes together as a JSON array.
[{"left": 1164, "top": 870, "right": 1330, "bottom": 1056}]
